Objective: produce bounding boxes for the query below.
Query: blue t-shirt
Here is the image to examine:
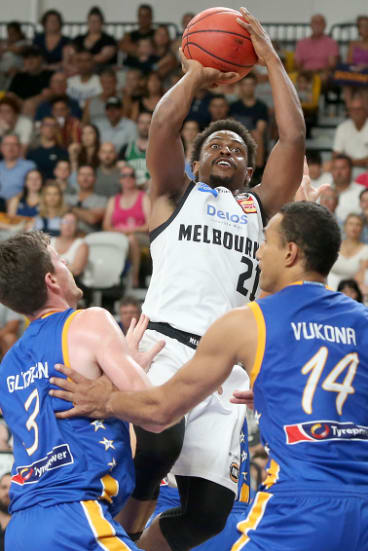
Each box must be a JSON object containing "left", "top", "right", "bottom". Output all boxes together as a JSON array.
[{"left": 0, "top": 160, "right": 36, "bottom": 200}]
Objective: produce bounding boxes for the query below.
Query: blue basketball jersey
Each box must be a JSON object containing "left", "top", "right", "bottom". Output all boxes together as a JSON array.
[
  {"left": 0, "top": 309, "right": 134, "bottom": 515},
  {"left": 248, "top": 282, "right": 368, "bottom": 492}
]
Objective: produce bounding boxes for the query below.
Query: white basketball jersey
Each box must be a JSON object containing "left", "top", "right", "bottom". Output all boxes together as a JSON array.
[{"left": 143, "top": 182, "right": 265, "bottom": 336}]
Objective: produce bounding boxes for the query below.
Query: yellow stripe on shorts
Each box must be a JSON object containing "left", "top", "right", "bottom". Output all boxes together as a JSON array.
[
  {"left": 231, "top": 491, "right": 272, "bottom": 551},
  {"left": 81, "top": 500, "right": 130, "bottom": 551}
]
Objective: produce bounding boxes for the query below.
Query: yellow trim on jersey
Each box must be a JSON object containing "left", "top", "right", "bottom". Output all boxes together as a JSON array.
[
  {"left": 61, "top": 310, "right": 81, "bottom": 368},
  {"left": 41, "top": 310, "right": 59, "bottom": 319},
  {"left": 81, "top": 500, "right": 130, "bottom": 550},
  {"left": 263, "top": 459, "right": 280, "bottom": 490},
  {"left": 248, "top": 302, "right": 266, "bottom": 388},
  {"left": 232, "top": 491, "right": 272, "bottom": 551},
  {"left": 239, "top": 483, "right": 250, "bottom": 503},
  {"left": 100, "top": 474, "right": 119, "bottom": 504}
]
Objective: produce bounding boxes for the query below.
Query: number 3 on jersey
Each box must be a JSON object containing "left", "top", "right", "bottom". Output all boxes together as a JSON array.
[
  {"left": 301, "top": 347, "right": 359, "bottom": 415},
  {"left": 237, "top": 256, "right": 261, "bottom": 301},
  {"left": 24, "top": 388, "right": 40, "bottom": 456}
]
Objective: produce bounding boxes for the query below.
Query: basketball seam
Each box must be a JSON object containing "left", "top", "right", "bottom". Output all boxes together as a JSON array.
[
  {"left": 185, "top": 9, "right": 239, "bottom": 30},
  {"left": 184, "top": 42, "right": 254, "bottom": 68},
  {"left": 182, "top": 29, "right": 252, "bottom": 42}
]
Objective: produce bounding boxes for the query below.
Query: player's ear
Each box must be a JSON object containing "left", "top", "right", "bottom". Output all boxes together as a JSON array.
[
  {"left": 284, "top": 242, "right": 299, "bottom": 267},
  {"left": 192, "top": 160, "right": 200, "bottom": 180},
  {"left": 245, "top": 167, "right": 254, "bottom": 185},
  {"left": 45, "top": 271, "right": 59, "bottom": 292}
]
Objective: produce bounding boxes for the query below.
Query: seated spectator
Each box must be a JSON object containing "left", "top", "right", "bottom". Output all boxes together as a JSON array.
[
  {"left": 95, "top": 97, "right": 137, "bottom": 151},
  {"left": 95, "top": 142, "right": 120, "bottom": 197},
  {"left": 171, "top": 12, "right": 195, "bottom": 57},
  {"left": 328, "top": 213, "right": 368, "bottom": 290},
  {"left": 181, "top": 119, "right": 200, "bottom": 181},
  {"left": 208, "top": 94, "right": 230, "bottom": 122},
  {"left": 73, "top": 6, "right": 117, "bottom": 68},
  {"left": 51, "top": 95, "right": 82, "bottom": 148},
  {"left": 65, "top": 165, "right": 107, "bottom": 234},
  {"left": 0, "top": 134, "right": 36, "bottom": 202},
  {"left": 67, "top": 48, "right": 102, "bottom": 108},
  {"left": 121, "top": 68, "right": 145, "bottom": 121},
  {"left": 32, "top": 181, "right": 67, "bottom": 236},
  {"left": 27, "top": 116, "right": 68, "bottom": 180},
  {"left": 124, "top": 38, "right": 159, "bottom": 76},
  {"left": 331, "top": 154, "right": 364, "bottom": 222},
  {"left": 0, "top": 21, "right": 29, "bottom": 82},
  {"left": 319, "top": 186, "right": 342, "bottom": 227},
  {"left": 118, "top": 296, "right": 142, "bottom": 334},
  {"left": 34, "top": 71, "right": 82, "bottom": 122},
  {"left": 0, "top": 96, "right": 33, "bottom": 154},
  {"left": 0, "top": 303, "right": 22, "bottom": 359},
  {"left": 103, "top": 165, "right": 149, "bottom": 287},
  {"left": 153, "top": 25, "right": 178, "bottom": 78},
  {"left": 359, "top": 188, "right": 368, "bottom": 243},
  {"left": 119, "top": 111, "right": 151, "bottom": 187},
  {"left": 346, "top": 15, "right": 368, "bottom": 69},
  {"left": 186, "top": 88, "right": 212, "bottom": 129},
  {"left": 137, "top": 71, "right": 163, "bottom": 116},
  {"left": 337, "top": 278, "right": 364, "bottom": 302},
  {"left": 333, "top": 92, "right": 368, "bottom": 178},
  {"left": 295, "top": 14, "right": 339, "bottom": 84},
  {"left": 51, "top": 211, "right": 89, "bottom": 277},
  {"left": 230, "top": 73, "right": 269, "bottom": 176},
  {"left": 82, "top": 68, "right": 118, "bottom": 124},
  {"left": 7, "top": 168, "right": 42, "bottom": 218},
  {"left": 33, "top": 9, "right": 70, "bottom": 69},
  {"left": 8, "top": 46, "right": 53, "bottom": 116},
  {"left": 53, "top": 159, "right": 74, "bottom": 194},
  {"left": 68, "top": 123, "right": 100, "bottom": 173},
  {"left": 119, "top": 4, "right": 155, "bottom": 57},
  {"left": 306, "top": 150, "right": 332, "bottom": 188}
]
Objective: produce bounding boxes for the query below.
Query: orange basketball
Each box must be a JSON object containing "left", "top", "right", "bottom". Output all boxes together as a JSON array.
[{"left": 182, "top": 7, "right": 257, "bottom": 84}]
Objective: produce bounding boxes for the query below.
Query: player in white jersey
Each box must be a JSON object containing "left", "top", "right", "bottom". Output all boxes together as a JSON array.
[{"left": 117, "top": 8, "right": 305, "bottom": 551}]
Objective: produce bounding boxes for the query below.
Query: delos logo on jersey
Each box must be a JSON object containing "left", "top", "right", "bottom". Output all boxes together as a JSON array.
[
  {"left": 11, "top": 444, "right": 74, "bottom": 485},
  {"left": 207, "top": 204, "right": 248, "bottom": 225},
  {"left": 285, "top": 420, "right": 368, "bottom": 444}
]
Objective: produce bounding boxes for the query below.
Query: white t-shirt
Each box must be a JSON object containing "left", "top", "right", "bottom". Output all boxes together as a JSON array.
[
  {"left": 333, "top": 119, "right": 368, "bottom": 178},
  {"left": 14, "top": 115, "right": 33, "bottom": 146},
  {"left": 328, "top": 244, "right": 368, "bottom": 290},
  {"left": 67, "top": 75, "right": 102, "bottom": 107},
  {"left": 334, "top": 181, "right": 364, "bottom": 223}
]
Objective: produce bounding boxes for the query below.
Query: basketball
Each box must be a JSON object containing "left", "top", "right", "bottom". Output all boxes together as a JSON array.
[{"left": 182, "top": 7, "right": 257, "bottom": 84}]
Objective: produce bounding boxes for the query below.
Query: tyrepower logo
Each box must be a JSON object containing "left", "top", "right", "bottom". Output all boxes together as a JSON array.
[
  {"left": 284, "top": 421, "right": 368, "bottom": 444},
  {"left": 11, "top": 444, "right": 74, "bottom": 485}
]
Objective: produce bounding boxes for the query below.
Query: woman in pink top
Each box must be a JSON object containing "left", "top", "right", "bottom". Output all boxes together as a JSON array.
[
  {"left": 103, "top": 164, "right": 150, "bottom": 287},
  {"left": 347, "top": 16, "right": 368, "bottom": 69}
]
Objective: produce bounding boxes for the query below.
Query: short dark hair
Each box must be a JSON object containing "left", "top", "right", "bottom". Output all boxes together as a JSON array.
[
  {"left": 360, "top": 188, "right": 368, "bottom": 201},
  {"left": 306, "top": 149, "right": 322, "bottom": 165},
  {"left": 120, "top": 296, "right": 141, "bottom": 309},
  {"left": 0, "top": 96, "right": 20, "bottom": 115},
  {"left": 0, "top": 232, "right": 54, "bottom": 315},
  {"left": 138, "top": 4, "right": 153, "bottom": 14},
  {"left": 241, "top": 72, "right": 257, "bottom": 83},
  {"left": 333, "top": 154, "right": 353, "bottom": 168},
  {"left": 209, "top": 94, "right": 228, "bottom": 103},
  {"left": 7, "top": 21, "right": 25, "bottom": 40},
  {"left": 190, "top": 119, "right": 257, "bottom": 171},
  {"left": 279, "top": 202, "right": 341, "bottom": 276},
  {"left": 22, "top": 45, "right": 43, "bottom": 59},
  {"left": 88, "top": 6, "right": 105, "bottom": 23},
  {"left": 40, "top": 9, "right": 63, "bottom": 29},
  {"left": 50, "top": 94, "right": 69, "bottom": 107},
  {"left": 337, "top": 278, "right": 363, "bottom": 302}
]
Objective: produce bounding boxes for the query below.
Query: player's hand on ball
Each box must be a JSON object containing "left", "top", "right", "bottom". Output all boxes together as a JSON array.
[
  {"left": 179, "top": 48, "right": 239, "bottom": 87},
  {"left": 50, "top": 365, "right": 115, "bottom": 419},
  {"left": 237, "top": 7, "right": 275, "bottom": 66},
  {"left": 125, "top": 313, "right": 165, "bottom": 372}
]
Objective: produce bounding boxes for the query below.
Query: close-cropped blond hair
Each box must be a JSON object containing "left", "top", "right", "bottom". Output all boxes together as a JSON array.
[{"left": 38, "top": 182, "right": 68, "bottom": 218}]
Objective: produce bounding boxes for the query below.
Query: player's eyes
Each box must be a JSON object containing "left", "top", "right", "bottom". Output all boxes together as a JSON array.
[
  {"left": 231, "top": 147, "right": 241, "bottom": 153},
  {"left": 210, "top": 144, "right": 219, "bottom": 149}
]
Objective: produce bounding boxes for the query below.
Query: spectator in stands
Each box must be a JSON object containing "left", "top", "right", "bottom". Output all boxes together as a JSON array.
[
  {"left": 74, "top": 6, "right": 117, "bottom": 68},
  {"left": 319, "top": 186, "right": 342, "bottom": 227},
  {"left": 333, "top": 92, "right": 368, "bottom": 178},
  {"left": 171, "top": 12, "right": 195, "bottom": 55},
  {"left": 35, "top": 71, "right": 82, "bottom": 122},
  {"left": 119, "top": 4, "right": 155, "bottom": 57},
  {"left": 82, "top": 68, "right": 118, "bottom": 124},
  {"left": 0, "top": 135, "right": 35, "bottom": 202},
  {"left": 208, "top": 94, "right": 230, "bottom": 122},
  {"left": 230, "top": 72, "right": 269, "bottom": 176},
  {"left": 295, "top": 14, "right": 339, "bottom": 83},
  {"left": 8, "top": 46, "right": 53, "bottom": 116},
  {"left": 186, "top": 88, "right": 212, "bottom": 129},
  {"left": 337, "top": 278, "right": 364, "bottom": 302},
  {"left": 53, "top": 159, "right": 74, "bottom": 194},
  {"left": 32, "top": 181, "right": 67, "bottom": 236},
  {"left": 0, "top": 96, "right": 33, "bottom": 154},
  {"left": 68, "top": 123, "right": 100, "bottom": 173},
  {"left": 0, "top": 21, "right": 28, "bottom": 82},
  {"left": 359, "top": 188, "right": 368, "bottom": 244},
  {"left": 7, "top": 168, "right": 42, "bottom": 218},
  {"left": 0, "top": 304, "right": 22, "bottom": 359},
  {"left": 153, "top": 25, "right": 178, "bottom": 78},
  {"left": 103, "top": 165, "right": 149, "bottom": 287},
  {"left": 347, "top": 15, "right": 368, "bottom": 69},
  {"left": 120, "top": 111, "right": 151, "bottom": 188},
  {"left": 65, "top": 165, "right": 107, "bottom": 234},
  {"left": 27, "top": 116, "right": 68, "bottom": 180},
  {"left": 137, "top": 71, "right": 163, "bottom": 115},
  {"left": 124, "top": 37, "right": 160, "bottom": 76},
  {"left": 33, "top": 9, "right": 70, "bottom": 69},
  {"left": 328, "top": 213, "right": 368, "bottom": 290},
  {"left": 121, "top": 68, "right": 145, "bottom": 121},
  {"left": 0, "top": 472, "right": 11, "bottom": 548},
  {"left": 306, "top": 150, "right": 332, "bottom": 188},
  {"left": 181, "top": 119, "right": 200, "bottom": 180},
  {"left": 51, "top": 211, "right": 89, "bottom": 277},
  {"left": 118, "top": 296, "right": 142, "bottom": 334},
  {"left": 95, "top": 142, "right": 120, "bottom": 197},
  {"left": 331, "top": 154, "right": 364, "bottom": 222},
  {"left": 50, "top": 95, "right": 82, "bottom": 148},
  {"left": 95, "top": 97, "right": 137, "bottom": 151},
  {"left": 67, "top": 48, "right": 102, "bottom": 108}
]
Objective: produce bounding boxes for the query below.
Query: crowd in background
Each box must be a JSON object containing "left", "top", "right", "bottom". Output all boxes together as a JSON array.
[{"left": 0, "top": 5, "right": 367, "bottom": 542}]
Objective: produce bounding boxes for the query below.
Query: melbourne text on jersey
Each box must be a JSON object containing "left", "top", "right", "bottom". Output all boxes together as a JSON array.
[{"left": 7, "top": 362, "right": 49, "bottom": 393}]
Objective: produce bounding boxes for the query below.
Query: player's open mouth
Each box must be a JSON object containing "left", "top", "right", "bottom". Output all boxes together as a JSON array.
[{"left": 214, "top": 159, "right": 233, "bottom": 168}]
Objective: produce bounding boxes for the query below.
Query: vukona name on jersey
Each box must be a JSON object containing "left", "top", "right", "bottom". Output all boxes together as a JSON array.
[
  {"left": 291, "top": 322, "right": 357, "bottom": 345},
  {"left": 178, "top": 224, "right": 259, "bottom": 259}
]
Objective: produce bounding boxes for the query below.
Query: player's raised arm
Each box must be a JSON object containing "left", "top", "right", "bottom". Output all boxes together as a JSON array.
[
  {"left": 237, "top": 8, "right": 305, "bottom": 216},
  {"left": 147, "top": 51, "right": 237, "bottom": 206}
]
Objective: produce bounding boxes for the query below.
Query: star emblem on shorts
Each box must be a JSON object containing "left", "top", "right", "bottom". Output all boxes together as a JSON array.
[
  {"left": 240, "top": 431, "right": 245, "bottom": 443},
  {"left": 99, "top": 437, "right": 115, "bottom": 451},
  {"left": 108, "top": 458, "right": 117, "bottom": 470},
  {"left": 91, "top": 420, "right": 106, "bottom": 431},
  {"left": 254, "top": 410, "right": 262, "bottom": 423},
  {"left": 241, "top": 471, "right": 248, "bottom": 481},
  {"left": 241, "top": 450, "right": 248, "bottom": 463}
]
